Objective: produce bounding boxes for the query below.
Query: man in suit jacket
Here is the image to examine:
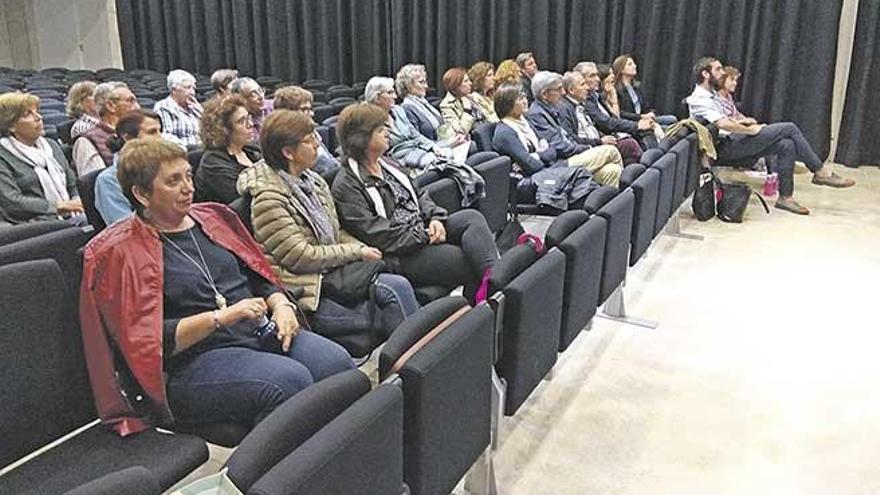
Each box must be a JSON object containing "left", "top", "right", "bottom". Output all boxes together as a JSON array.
[
  {"left": 558, "top": 71, "right": 643, "bottom": 165},
  {"left": 516, "top": 52, "right": 538, "bottom": 103},
  {"left": 526, "top": 71, "right": 622, "bottom": 186},
  {"left": 574, "top": 61, "right": 657, "bottom": 149}
]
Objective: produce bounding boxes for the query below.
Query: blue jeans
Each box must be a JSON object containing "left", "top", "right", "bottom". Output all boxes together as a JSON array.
[
  {"left": 166, "top": 331, "right": 355, "bottom": 426},
  {"left": 655, "top": 114, "right": 678, "bottom": 126},
  {"left": 310, "top": 273, "right": 420, "bottom": 342}
]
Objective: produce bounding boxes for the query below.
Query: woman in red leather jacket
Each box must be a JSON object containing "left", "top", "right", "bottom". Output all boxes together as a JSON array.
[{"left": 80, "top": 137, "right": 353, "bottom": 436}]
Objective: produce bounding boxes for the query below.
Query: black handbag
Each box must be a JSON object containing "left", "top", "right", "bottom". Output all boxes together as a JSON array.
[
  {"left": 692, "top": 171, "right": 716, "bottom": 221},
  {"left": 716, "top": 181, "right": 769, "bottom": 223},
  {"left": 320, "top": 259, "right": 386, "bottom": 307}
]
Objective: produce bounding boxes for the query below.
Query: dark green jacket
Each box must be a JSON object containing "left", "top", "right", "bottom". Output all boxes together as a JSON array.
[{"left": 0, "top": 139, "right": 78, "bottom": 224}]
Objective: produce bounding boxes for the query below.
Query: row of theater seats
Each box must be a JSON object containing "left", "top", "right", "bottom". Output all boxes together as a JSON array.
[{"left": 0, "top": 126, "right": 702, "bottom": 494}]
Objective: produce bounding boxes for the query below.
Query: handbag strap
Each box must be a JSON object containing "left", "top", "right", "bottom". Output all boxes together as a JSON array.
[
  {"left": 390, "top": 305, "right": 471, "bottom": 375},
  {"left": 751, "top": 190, "right": 770, "bottom": 214}
]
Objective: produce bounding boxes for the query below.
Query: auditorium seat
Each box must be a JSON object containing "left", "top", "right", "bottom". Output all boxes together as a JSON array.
[
  {"left": 545, "top": 210, "right": 606, "bottom": 351},
  {"left": 0, "top": 219, "right": 72, "bottom": 246},
  {"left": 629, "top": 166, "right": 661, "bottom": 266},
  {"left": 61, "top": 467, "right": 160, "bottom": 495},
  {"left": 76, "top": 169, "right": 107, "bottom": 233},
  {"left": 650, "top": 153, "right": 677, "bottom": 235},
  {"left": 0, "top": 260, "right": 208, "bottom": 495},
  {"left": 379, "top": 297, "right": 495, "bottom": 495},
  {"left": 595, "top": 188, "right": 635, "bottom": 304},
  {"left": 488, "top": 244, "right": 565, "bottom": 414},
  {"left": 468, "top": 153, "right": 511, "bottom": 233},
  {"left": 0, "top": 225, "right": 94, "bottom": 296}
]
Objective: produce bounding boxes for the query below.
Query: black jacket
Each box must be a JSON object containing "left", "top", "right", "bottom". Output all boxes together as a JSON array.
[
  {"left": 331, "top": 158, "right": 447, "bottom": 256},
  {"left": 616, "top": 83, "right": 652, "bottom": 120},
  {"left": 583, "top": 92, "right": 639, "bottom": 135},
  {"left": 526, "top": 100, "right": 589, "bottom": 159},
  {"left": 195, "top": 144, "right": 262, "bottom": 204},
  {"left": 556, "top": 97, "right": 603, "bottom": 147}
]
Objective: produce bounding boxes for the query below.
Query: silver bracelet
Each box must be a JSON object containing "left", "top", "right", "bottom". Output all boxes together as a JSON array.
[{"left": 212, "top": 309, "right": 222, "bottom": 330}]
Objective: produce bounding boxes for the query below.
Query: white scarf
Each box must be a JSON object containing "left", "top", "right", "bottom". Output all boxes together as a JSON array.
[
  {"left": 503, "top": 116, "right": 545, "bottom": 153},
  {"left": 347, "top": 158, "right": 420, "bottom": 219},
  {"left": 1, "top": 136, "right": 70, "bottom": 204}
]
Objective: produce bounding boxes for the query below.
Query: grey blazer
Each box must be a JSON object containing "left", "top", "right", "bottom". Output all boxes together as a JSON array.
[{"left": 0, "top": 139, "right": 78, "bottom": 224}]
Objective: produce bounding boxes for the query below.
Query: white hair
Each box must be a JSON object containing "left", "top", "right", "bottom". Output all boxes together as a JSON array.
[
  {"left": 166, "top": 69, "right": 196, "bottom": 91},
  {"left": 395, "top": 64, "right": 426, "bottom": 97},
  {"left": 573, "top": 61, "right": 597, "bottom": 75},
  {"left": 531, "top": 71, "right": 563, "bottom": 100},
  {"left": 364, "top": 76, "right": 395, "bottom": 104}
]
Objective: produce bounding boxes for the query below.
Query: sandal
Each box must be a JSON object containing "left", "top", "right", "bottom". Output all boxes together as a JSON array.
[{"left": 811, "top": 172, "right": 855, "bottom": 188}]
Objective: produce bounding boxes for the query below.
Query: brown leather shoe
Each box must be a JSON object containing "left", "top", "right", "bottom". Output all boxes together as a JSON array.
[
  {"left": 812, "top": 172, "right": 855, "bottom": 188},
  {"left": 774, "top": 198, "right": 810, "bottom": 215}
]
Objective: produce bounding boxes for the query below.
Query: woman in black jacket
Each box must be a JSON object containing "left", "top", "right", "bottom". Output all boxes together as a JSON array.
[{"left": 330, "top": 102, "right": 498, "bottom": 295}]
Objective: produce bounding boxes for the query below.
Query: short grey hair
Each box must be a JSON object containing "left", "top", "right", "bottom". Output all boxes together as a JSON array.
[
  {"left": 561, "top": 71, "right": 584, "bottom": 91},
  {"left": 167, "top": 69, "right": 196, "bottom": 91},
  {"left": 93, "top": 81, "right": 129, "bottom": 116},
  {"left": 364, "top": 76, "right": 394, "bottom": 104},
  {"left": 210, "top": 68, "right": 239, "bottom": 92},
  {"left": 573, "top": 61, "right": 597, "bottom": 75},
  {"left": 395, "top": 64, "right": 426, "bottom": 97},
  {"left": 229, "top": 77, "right": 261, "bottom": 95},
  {"left": 515, "top": 52, "right": 534, "bottom": 68},
  {"left": 531, "top": 71, "right": 563, "bottom": 100}
]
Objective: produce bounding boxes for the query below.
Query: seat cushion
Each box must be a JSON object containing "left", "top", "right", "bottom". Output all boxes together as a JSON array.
[{"left": 0, "top": 426, "right": 208, "bottom": 495}]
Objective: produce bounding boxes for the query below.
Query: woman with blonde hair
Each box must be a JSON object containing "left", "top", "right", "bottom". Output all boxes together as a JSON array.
[
  {"left": 0, "top": 92, "right": 83, "bottom": 224},
  {"left": 66, "top": 80, "right": 99, "bottom": 139},
  {"left": 494, "top": 59, "right": 522, "bottom": 87}
]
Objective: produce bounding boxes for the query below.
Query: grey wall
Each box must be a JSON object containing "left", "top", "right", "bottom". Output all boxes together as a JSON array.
[{"left": 0, "top": 0, "right": 122, "bottom": 70}]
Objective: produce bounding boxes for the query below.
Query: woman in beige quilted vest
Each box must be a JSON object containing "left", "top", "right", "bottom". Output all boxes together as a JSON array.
[{"left": 238, "top": 110, "right": 419, "bottom": 352}]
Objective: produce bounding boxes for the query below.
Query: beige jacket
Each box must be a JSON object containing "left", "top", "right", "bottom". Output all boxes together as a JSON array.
[{"left": 237, "top": 163, "right": 364, "bottom": 311}]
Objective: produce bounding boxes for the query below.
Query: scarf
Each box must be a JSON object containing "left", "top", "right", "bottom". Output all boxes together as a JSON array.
[
  {"left": 278, "top": 170, "right": 337, "bottom": 245},
  {"left": 503, "top": 116, "right": 544, "bottom": 153},
  {"left": 403, "top": 95, "right": 442, "bottom": 130},
  {"left": 1, "top": 136, "right": 70, "bottom": 205}
]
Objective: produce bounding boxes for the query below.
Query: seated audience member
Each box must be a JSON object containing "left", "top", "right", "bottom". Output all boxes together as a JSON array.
[
  {"left": 273, "top": 85, "right": 341, "bottom": 175},
  {"left": 575, "top": 61, "right": 657, "bottom": 149},
  {"left": 230, "top": 77, "right": 272, "bottom": 141},
  {"left": 210, "top": 68, "right": 239, "bottom": 97},
  {"left": 331, "top": 103, "right": 498, "bottom": 297},
  {"left": 612, "top": 54, "right": 677, "bottom": 125},
  {"left": 80, "top": 137, "right": 354, "bottom": 435},
  {"left": 364, "top": 77, "right": 484, "bottom": 204},
  {"left": 237, "top": 110, "right": 419, "bottom": 341},
  {"left": 557, "top": 71, "right": 642, "bottom": 165},
  {"left": 73, "top": 81, "right": 140, "bottom": 176},
  {"left": 195, "top": 95, "right": 261, "bottom": 204},
  {"left": 516, "top": 52, "right": 539, "bottom": 103},
  {"left": 439, "top": 67, "right": 497, "bottom": 141},
  {"left": 154, "top": 69, "right": 203, "bottom": 148},
  {"left": 0, "top": 93, "right": 84, "bottom": 224},
  {"left": 95, "top": 109, "right": 163, "bottom": 225},
  {"left": 526, "top": 71, "right": 623, "bottom": 187},
  {"left": 717, "top": 65, "right": 745, "bottom": 119},
  {"left": 492, "top": 84, "right": 600, "bottom": 210},
  {"left": 468, "top": 61, "right": 498, "bottom": 123},
  {"left": 687, "top": 56, "right": 855, "bottom": 215},
  {"left": 397, "top": 63, "right": 443, "bottom": 140},
  {"left": 495, "top": 59, "right": 522, "bottom": 87},
  {"left": 66, "top": 81, "right": 99, "bottom": 140}
]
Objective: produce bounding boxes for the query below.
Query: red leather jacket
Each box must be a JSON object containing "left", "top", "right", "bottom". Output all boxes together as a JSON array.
[{"left": 80, "top": 203, "right": 282, "bottom": 436}]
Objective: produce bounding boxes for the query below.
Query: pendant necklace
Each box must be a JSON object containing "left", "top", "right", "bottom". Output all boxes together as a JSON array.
[{"left": 160, "top": 229, "right": 227, "bottom": 310}]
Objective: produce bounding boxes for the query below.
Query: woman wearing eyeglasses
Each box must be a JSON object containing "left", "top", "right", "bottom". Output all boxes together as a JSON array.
[{"left": 195, "top": 95, "right": 262, "bottom": 204}]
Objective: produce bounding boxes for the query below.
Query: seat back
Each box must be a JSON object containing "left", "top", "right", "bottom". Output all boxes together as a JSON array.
[
  {"left": 0, "top": 260, "right": 96, "bottom": 468},
  {"left": 0, "top": 219, "right": 71, "bottom": 247},
  {"left": 227, "top": 369, "right": 371, "bottom": 490},
  {"left": 685, "top": 133, "right": 701, "bottom": 196},
  {"left": 0, "top": 226, "right": 93, "bottom": 297},
  {"left": 249, "top": 382, "right": 404, "bottom": 495},
  {"left": 630, "top": 167, "right": 661, "bottom": 266},
  {"left": 546, "top": 211, "right": 605, "bottom": 351},
  {"left": 596, "top": 189, "right": 635, "bottom": 304},
  {"left": 651, "top": 153, "right": 677, "bottom": 235},
  {"left": 77, "top": 169, "right": 107, "bottom": 232},
  {"left": 422, "top": 177, "right": 462, "bottom": 214},
  {"left": 186, "top": 148, "right": 204, "bottom": 178},
  {"left": 639, "top": 148, "right": 663, "bottom": 168},
  {"left": 379, "top": 297, "right": 494, "bottom": 495},
  {"left": 472, "top": 155, "right": 511, "bottom": 233},
  {"left": 670, "top": 138, "right": 691, "bottom": 209},
  {"left": 490, "top": 245, "right": 565, "bottom": 414},
  {"left": 471, "top": 121, "right": 497, "bottom": 153}
]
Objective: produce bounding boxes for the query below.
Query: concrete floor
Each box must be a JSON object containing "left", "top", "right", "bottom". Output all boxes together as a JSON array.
[{"left": 493, "top": 164, "right": 880, "bottom": 495}]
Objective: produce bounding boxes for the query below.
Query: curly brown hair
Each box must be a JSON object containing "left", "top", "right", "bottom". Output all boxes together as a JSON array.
[
  {"left": 468, "top": 61, "right": 495, "bottom": 97},
  {"left": 199, "top": 94, "right": 247, "bottom": 149},
  {"left": 495, "top": 59, "right": 522, "bottom": 87}
]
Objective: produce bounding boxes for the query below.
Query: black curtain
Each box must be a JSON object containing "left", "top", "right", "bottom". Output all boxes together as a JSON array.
[
  {"left": 836, "top": 1, "right": 879, "bottom": 167},
  {"left": 116, "top": 0, "right": 392, "bottom": 84},
  {"left": 117, "top": 0, "right": 840, "bottom": 156}
]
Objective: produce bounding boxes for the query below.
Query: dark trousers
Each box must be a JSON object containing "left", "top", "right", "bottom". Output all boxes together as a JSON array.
[
  {"left": 717, "top": 122, "right": 823, "bottom": 197},
  {"left": 396, "top": 209, "right": 498, "bottom": 289}
]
